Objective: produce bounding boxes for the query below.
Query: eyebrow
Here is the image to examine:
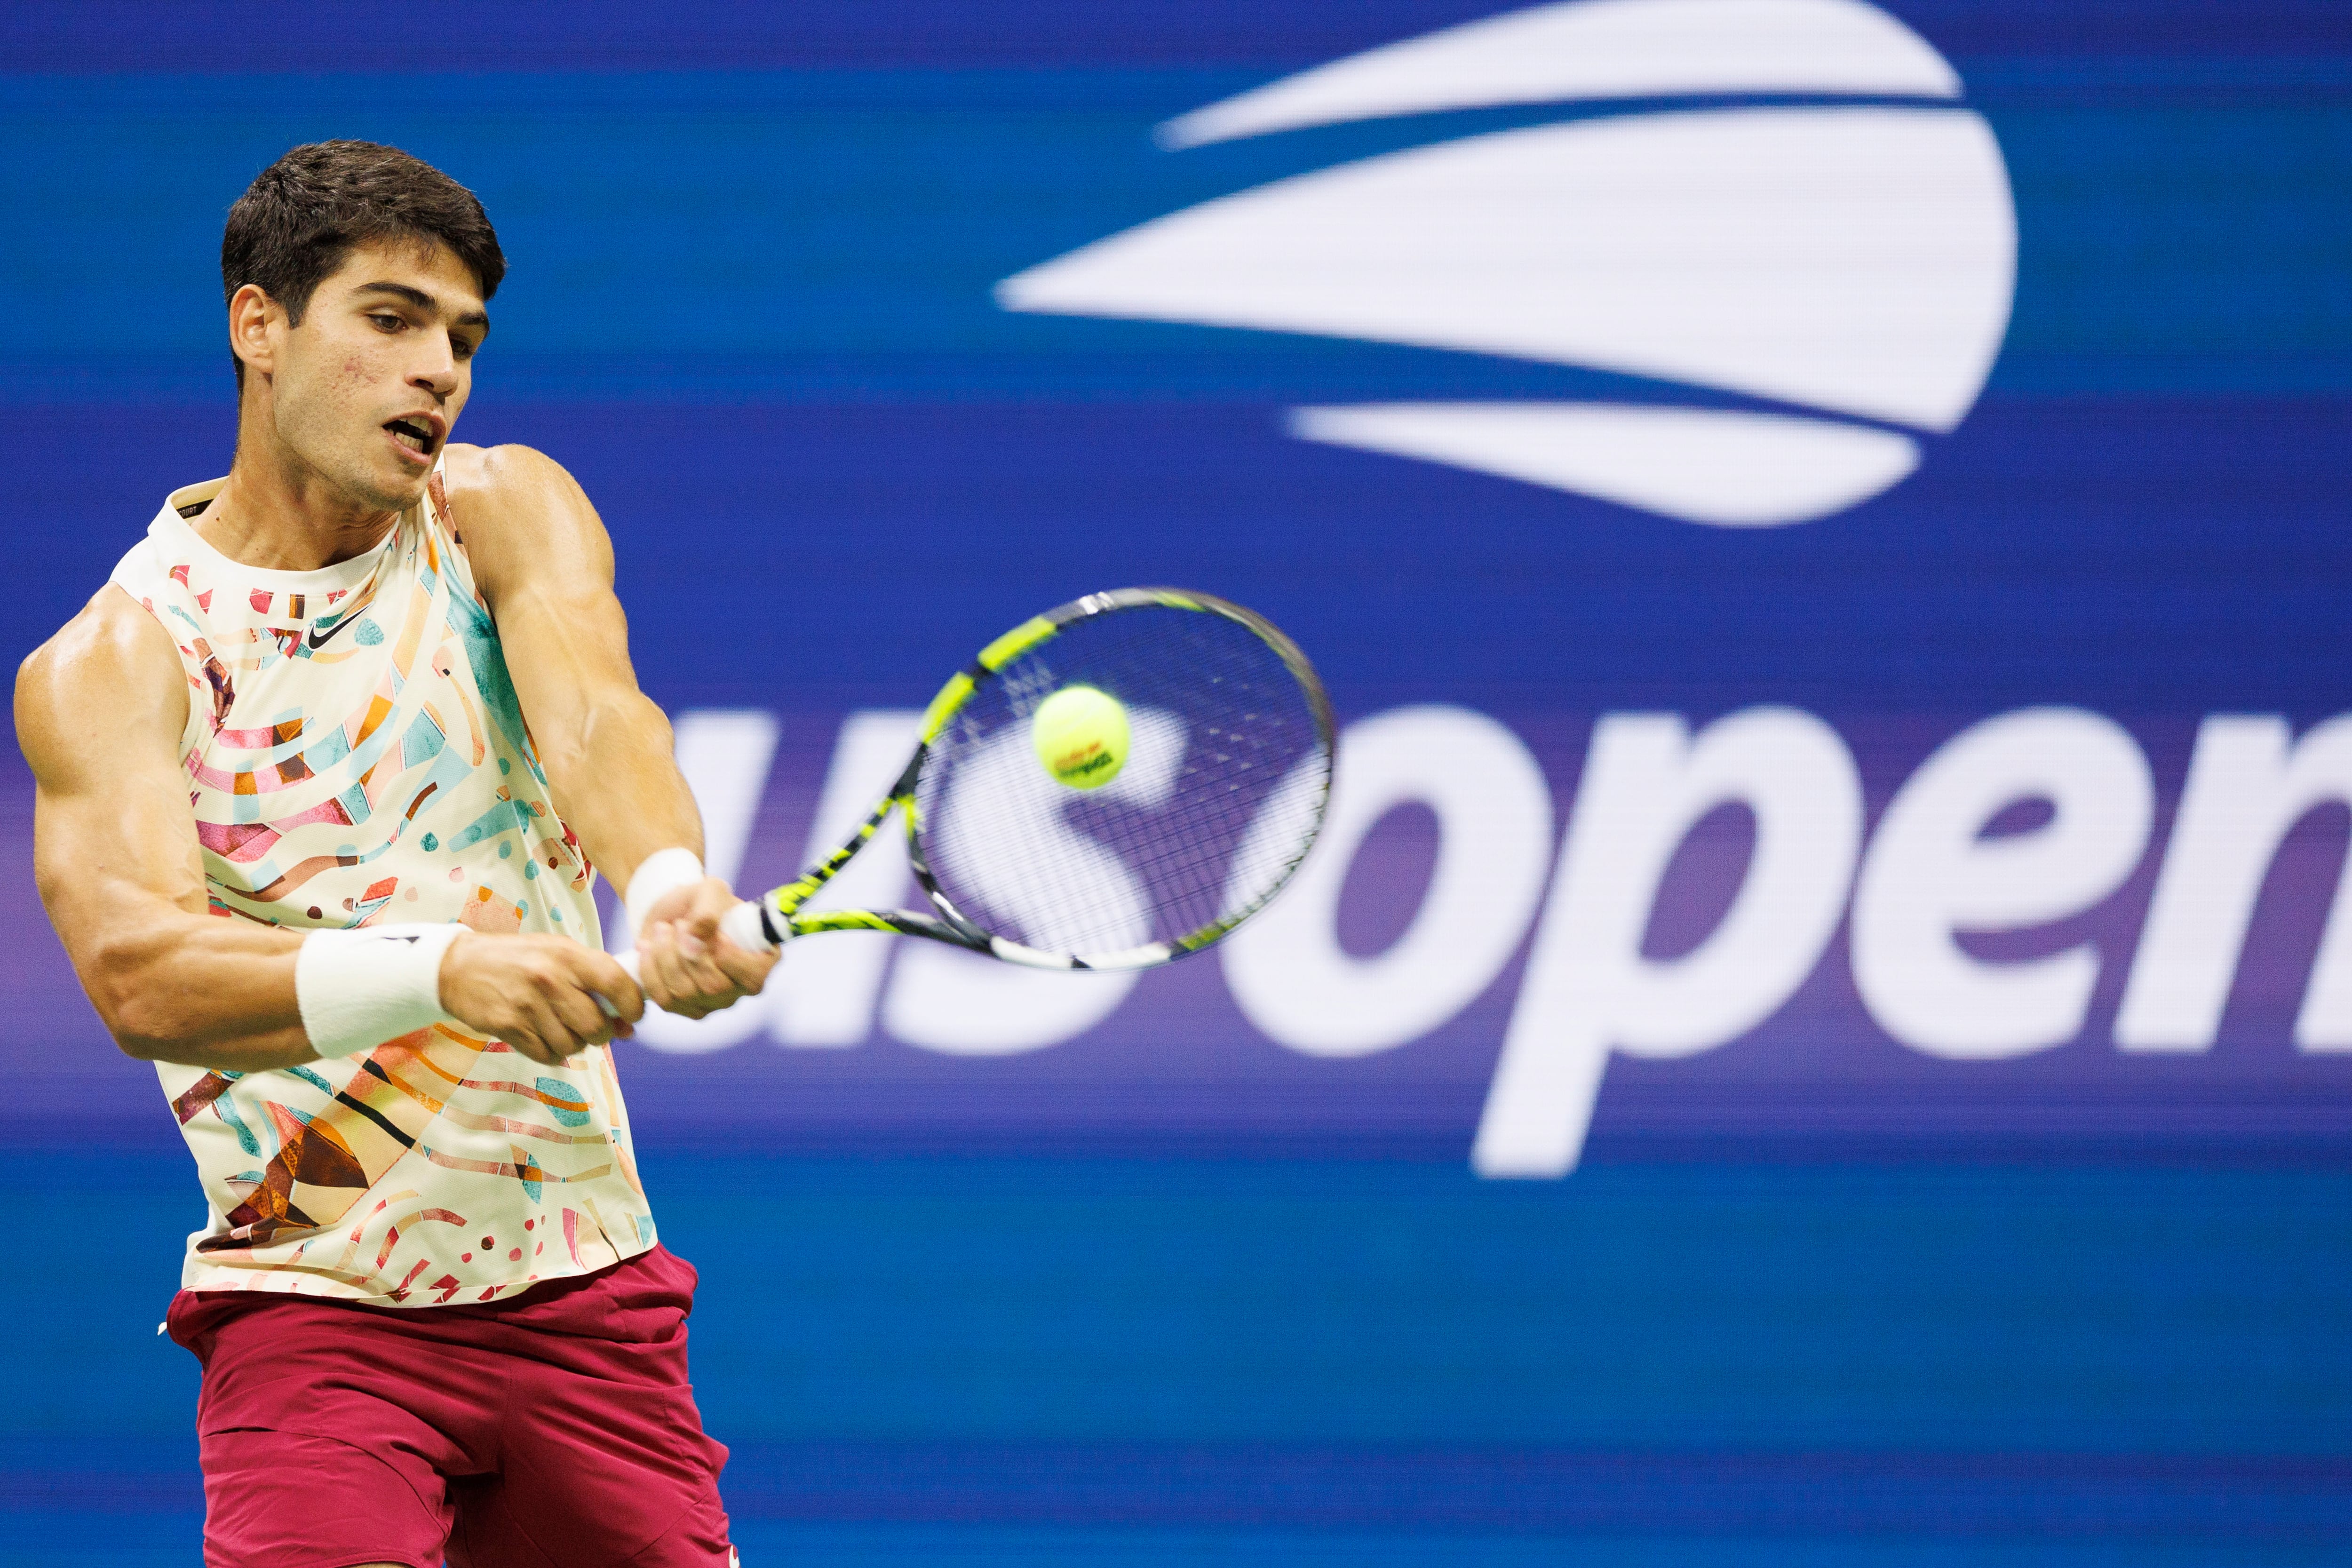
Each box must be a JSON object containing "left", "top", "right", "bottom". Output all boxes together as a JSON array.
[{"left": 352, "top": 280, "right": 491, "bottom": 331}]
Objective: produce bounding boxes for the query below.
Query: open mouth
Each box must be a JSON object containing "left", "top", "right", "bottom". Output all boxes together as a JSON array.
[{"left": 384, "top": 417, "right": 440, "bottom": 461}]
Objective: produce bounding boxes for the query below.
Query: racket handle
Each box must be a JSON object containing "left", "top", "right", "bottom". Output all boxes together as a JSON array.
[{"left": 722, "top": 898, "right": 779, "bottom": 954}]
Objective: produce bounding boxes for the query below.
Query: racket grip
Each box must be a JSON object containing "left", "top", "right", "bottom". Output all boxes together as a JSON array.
[{"left": 721, "top": 898, "right": 779, "bottom": 954}]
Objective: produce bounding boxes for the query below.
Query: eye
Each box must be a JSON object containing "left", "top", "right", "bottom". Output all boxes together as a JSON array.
[
  {"left": 454, "top": 336, "right": 480, "bottom": 361},
  {"left": 367, "top": 312, "right": 404, "bottom": 333}
]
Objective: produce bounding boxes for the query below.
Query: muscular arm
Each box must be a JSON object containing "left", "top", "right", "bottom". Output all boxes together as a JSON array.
[
  {"left": 17, "top": 589, "right": 645, "bottom": 1072},
  {"left": 443, "top": 446, "right": 698, "bottom": 901},
  {"left": 17, "top": 591, "right": 315, "bottom": 1070},
  {"left": 446, "top": 444, "right": 776, "bottom": 1014}
]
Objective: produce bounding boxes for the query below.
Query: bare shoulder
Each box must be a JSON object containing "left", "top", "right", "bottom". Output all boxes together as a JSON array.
[
  {"left": 438, "top": 442, "right": 612, "bottom": 598},
  {"left": 441, "top": 442, "right": 596, "bottom": 534},
  {"left": 441, "top": 440, "right": 581, "bottom": 503},
  {"left": 15, "top": 586, "right": 187, "bottom": 783}
]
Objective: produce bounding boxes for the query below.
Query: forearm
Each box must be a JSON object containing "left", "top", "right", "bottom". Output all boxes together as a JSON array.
[
  {"left": 76, "top": 911, "right": 318, "bottom": 1071},
  {"left": 81, "top": 909, "right": 644, "bottom": 1072},
  {"left": 535, "top": 687, "right": 703, "bottom": 898},
  {"left": 449, "top": 446, "right": 714, "bottom": 912}
]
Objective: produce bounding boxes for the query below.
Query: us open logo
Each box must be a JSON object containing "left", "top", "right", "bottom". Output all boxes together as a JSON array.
[{"left": 997, "top": 0, "right": 2016, "bottom": 527}]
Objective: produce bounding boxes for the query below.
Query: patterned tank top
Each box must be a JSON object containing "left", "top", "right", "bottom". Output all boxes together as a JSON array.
[{"left": 108, "top": 465, "right": 655, "bottom": 1305}]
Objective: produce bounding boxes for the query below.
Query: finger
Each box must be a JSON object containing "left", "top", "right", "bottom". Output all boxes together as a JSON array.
[
  {"left": 548, "top": 983, "right": 614, "bottom": 1050},
  {"left": 684, "top": 880, "right": 731, "bottom": 944},
  {"left": 502, "top": 1027, "right": 561, "bottom": 1067},
  {"left": 523, "top": 995, "right": 589, "bottom": 1059},
  {"left": 640, "top": 927, "right": 695, "bottom": 1014},
  {"left": 670, "top": 917, "right": 715, "bottom": 964},
  {"left": 711, "top": 944, "right": 776, "bottom": 995},
  {"left": 578, "top": 950, "right": 645, "bottom": 1027},
  {"left": 648, "top": 926, "right": 731, "bottom": 1015},
  {"left": 680, "top": 946, "right": 735, "bottom": 1002},
  {"left": 669, "top": 914, "right": 736, "bottom": 998}
]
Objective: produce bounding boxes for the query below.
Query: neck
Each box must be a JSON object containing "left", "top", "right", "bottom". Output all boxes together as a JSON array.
[{"left": 199, "top": 397, "right": 404, "bottom": 573}]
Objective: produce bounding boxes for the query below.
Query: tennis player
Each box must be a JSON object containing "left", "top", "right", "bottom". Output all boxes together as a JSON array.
[{"left": 15, "top": 141, "right": 772, "bottom": 1566}]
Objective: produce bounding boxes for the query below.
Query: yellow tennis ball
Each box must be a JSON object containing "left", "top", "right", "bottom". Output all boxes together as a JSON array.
[{"left": 1032, "top": 685, "right": 1129, "bottom": 790}]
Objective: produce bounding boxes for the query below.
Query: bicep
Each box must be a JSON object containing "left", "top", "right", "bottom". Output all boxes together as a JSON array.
[
  {"left": 22, "top": 611, "right": 310, "bottom": 1065},
  {"left": 18, "top": 596, "right": 211, "bottom": 973}
]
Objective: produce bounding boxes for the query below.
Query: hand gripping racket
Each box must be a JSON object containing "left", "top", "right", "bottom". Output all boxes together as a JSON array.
[{"left": 627, "top": 588, "right": 1333, "bottom": 995}]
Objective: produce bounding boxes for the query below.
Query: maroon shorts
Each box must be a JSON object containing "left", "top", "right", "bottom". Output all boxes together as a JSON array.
[{"left": 167, "top": 1244, "right": 734, "bottom": 1568}]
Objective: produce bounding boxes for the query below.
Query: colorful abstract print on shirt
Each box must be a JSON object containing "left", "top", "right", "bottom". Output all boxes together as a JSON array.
[{"left": 108, "top": 467, "right": 654, "bottom": 1305}]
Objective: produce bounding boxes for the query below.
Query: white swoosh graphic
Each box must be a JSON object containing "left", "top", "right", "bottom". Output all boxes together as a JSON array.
[
  {"left": 1160, "top": 0, "right": 1961, "bottom": 149},
  {"left": 1001, "top": 107, "right": 2015, "bottom": 432},
  {"left": 1291, "top": 403, "right": 1920, "bottom": 526},
  {"left": 997, "top": 0, "right": 2015, "bottom": 525}
]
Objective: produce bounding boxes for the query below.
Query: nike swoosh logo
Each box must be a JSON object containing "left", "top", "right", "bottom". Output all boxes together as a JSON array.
[{"left": 306, "top": 615, "right": 359, "bottom": 652}]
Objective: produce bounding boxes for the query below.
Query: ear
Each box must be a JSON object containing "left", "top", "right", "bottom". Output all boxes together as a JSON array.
[{"left": 227, "top": 283, "right": 281, "bottom": 379}]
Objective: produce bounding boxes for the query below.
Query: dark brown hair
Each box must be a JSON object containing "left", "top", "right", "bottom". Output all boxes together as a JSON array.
[{"left": 221, "top": 141, "right": 506, "bottom": 386}]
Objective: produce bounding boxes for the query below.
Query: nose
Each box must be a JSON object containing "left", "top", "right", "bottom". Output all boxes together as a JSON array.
[{"left": 408, "top": 330, "right": 462, "bottom": 398}]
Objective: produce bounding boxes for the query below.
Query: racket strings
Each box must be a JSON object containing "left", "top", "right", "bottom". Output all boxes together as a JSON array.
[{"left": 916, "top": 603, "right": 1328, "bottom": 959}]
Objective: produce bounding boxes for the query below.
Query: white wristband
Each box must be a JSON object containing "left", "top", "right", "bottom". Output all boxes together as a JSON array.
[
  {"left": 296, "top": 923, "right": 466, "bottom": 1060},
  {"left": 625, "top": 847, "right": 705, "bottom": 933}
]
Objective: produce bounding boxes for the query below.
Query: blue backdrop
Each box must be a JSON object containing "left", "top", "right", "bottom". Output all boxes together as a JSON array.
[{"left": 2, "top": 2, "right": 2348, "bottom": 1563}]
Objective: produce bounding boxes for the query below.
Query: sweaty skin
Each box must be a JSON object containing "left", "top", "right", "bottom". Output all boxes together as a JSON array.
[{"left": 16, "top": 238, "right": 776, "bottom": 1072}]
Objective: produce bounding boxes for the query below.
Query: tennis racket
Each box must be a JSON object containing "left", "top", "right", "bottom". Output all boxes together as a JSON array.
[{"left": 624, "top": 588, "right": 1333, "bottom": 996}]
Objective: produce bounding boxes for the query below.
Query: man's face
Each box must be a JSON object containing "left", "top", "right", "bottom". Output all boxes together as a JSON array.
[{"left": 251, "top": 239, "right": 489, "bottom": 512}]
